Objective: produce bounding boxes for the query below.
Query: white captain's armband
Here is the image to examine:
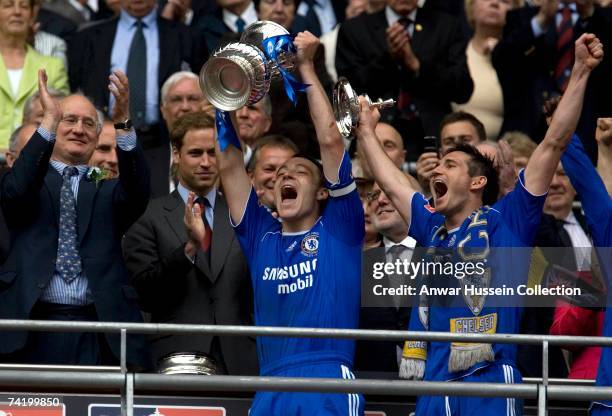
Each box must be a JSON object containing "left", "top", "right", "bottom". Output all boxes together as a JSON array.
[{"left": 328, "top": 181, "right": 356, "bottom": 198}]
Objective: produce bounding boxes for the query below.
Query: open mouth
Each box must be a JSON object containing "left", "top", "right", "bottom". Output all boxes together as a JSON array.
[
  {"left": 433, "top": 179, "right": 448, "bottom": 200},
  {"left": 281, "top": 184, "right": 297, "bottom": 201}
]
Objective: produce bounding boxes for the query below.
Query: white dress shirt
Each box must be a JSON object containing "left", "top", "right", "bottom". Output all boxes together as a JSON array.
[{"left": 222, "top": 1, "right": 258, "bottom": 33}]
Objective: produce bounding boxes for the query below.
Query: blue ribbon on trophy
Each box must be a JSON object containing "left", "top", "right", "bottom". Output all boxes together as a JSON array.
[
  {"left": 261, "top": 34, "right": 310, "bottom": 105},
  {"left": 215, "top": 109, "right": 242, "bottom": 151}
]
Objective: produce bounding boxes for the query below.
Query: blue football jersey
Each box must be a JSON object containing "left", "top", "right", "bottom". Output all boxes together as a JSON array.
[
  {"left": 407, "top": 170, "right": 546, "bottom": 381},
  {"left": 561, "top": 135, "right": 612, "bottom": 411},
  {"left": 233, "top": 151, "right": 364, "bottom": 375}
]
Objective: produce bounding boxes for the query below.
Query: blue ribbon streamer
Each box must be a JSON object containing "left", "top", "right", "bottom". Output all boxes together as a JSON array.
[
  {"left": 262, "top": 34, "right": 310, "bottom": 105},
  {"left": 215, "top": 109, "right": 242, "bottom": 152}
]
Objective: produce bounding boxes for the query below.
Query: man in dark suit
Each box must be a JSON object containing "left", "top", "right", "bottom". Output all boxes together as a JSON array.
[
  {"left": 196, "top": 0, "right": 258, "bottom": 54},
  {"left": 123, "top": 111, "right": 258, "bottom": 375},
  {"left": 68, "top": 0, "right": 207, "bottom": 146},
  {"left": 144, "top": 71, "right": 207, "bottom": 198},
  {"left": 335, "top": 0, "right": 473, "bottom": 139},
  {"left": 356, "top": 182, "right": 414, "bottom": 373},
  {"left": 37, "top": 7, "right": 78, "bottom": 41},
  {"left": 492, "top": 0, "right": 612, "bottom": 161},
  {"left": 42, "top": 0, "right": 93, "bottom": 25},
  {"left": 0, "top": 70, "right": 150, "bottom": 368},
  {"left": 294, "top": 0, "right": 347, "bottom": 36},
  {"left": 255, "top": 0, "right": 333, "bottom": 157}
]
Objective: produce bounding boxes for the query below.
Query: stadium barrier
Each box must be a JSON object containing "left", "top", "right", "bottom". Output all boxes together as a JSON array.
[{"left": 0, "top": 319, "right": 611, "bottom": 416}]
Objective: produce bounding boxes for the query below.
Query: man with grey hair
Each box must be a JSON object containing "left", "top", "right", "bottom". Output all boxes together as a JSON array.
[
  {"left": 22, "top": 88, "right": 67, "bottom": 125},
  {"left": 6, "top": 124, "right": 39, "bottom": 169},
  {"left": 143, "top": 71, "right": 208, "bottom": 197},
  {"left": 235, "top": 95, "right": 272, "bottom": 149},
  {"left": 160, "top": 71, "right": 207, "bottom": 130}
]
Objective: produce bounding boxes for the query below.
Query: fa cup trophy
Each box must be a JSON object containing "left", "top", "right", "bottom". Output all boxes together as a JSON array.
[
  {"left": 333, "top": 77, "right": 396, "bottom": 139},
  {"left": 200, "top": 20, "right": 303, "bottom": 111}
]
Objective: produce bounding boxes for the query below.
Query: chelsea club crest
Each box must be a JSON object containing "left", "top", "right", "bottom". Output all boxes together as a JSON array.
[{"left": 300, "top": 233, "right": 319, "bottom": 257}]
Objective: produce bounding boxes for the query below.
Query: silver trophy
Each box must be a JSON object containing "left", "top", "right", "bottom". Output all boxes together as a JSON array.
[
  {"left": 240, "top": 20, "right": 296, "bottom": 80},
  {"left": 333, "top": 77, "right": 396, "bottom": 140},
  {"left": 200, "top": 20, "right": 300, "bottom": 111},
  {"left": 157, "top": 352, "right": 219, "bottom": 375},
  {"left": 199, "top": 42, "right": 271, "bottom": 111}
]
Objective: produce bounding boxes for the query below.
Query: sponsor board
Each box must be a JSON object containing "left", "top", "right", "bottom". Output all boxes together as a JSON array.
[
  {"left": 89, "top": 404, "right": 225, "bottom": 416},
  {"left": 0, "top": 404, "right": 64, "bottom": 415}
]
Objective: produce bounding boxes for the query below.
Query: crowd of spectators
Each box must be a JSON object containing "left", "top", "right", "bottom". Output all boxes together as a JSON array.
[{"left": 0, "top": 0, "right": 612, "bottom": 408}]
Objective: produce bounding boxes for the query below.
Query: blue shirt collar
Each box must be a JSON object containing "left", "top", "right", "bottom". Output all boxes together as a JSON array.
[
  {"left": 177, "top": 182, "right": 217, "bottom": 209},
  {"left": 119, "top": 6, "right": 158, "bottom": 28},
  {"left": 50, "top": 160, "right": 89, "bottom": 178}
]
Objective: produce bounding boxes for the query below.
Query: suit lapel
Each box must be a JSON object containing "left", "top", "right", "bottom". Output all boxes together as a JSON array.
[
  {"left": 99, "top": 20, "right": 119, "bottom": 94},
  {"left": 43, "top": 168, "right": 62, "bottom": 227},
  {"left": 165, "top": 190, "right": 188, "bottom": 245},
  {"left": 157, "top": 17, "right": 174, "bottom": 88},
  {"left": 164, "top": 191, "right": 213, "bottom": 277},
  {"left": 411, "top": 8, "right": 428, "bottom": 56},
  {"left": 372, "top": 10, "right": 389, "bottom": 50},
  {"left": 210, "top": 194, "right": 233, "bottom": 282},
  {"left": 76, "top": 177, "right": 99, "bottom": 244},
  {"left": 0, "top": 53, "right": 12, "bottom": 100},
  {"left": 16, "top": 47, "right": 39, "bottom": 104}
]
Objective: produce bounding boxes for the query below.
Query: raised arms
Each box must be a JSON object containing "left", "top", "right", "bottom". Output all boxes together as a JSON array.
[{"left": 524, "top": 33, "right": 603, "bottom": 195}]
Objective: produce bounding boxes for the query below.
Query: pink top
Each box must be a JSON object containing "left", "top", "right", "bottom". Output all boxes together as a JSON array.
[{"left": 550, "top": 301, "right": 604, "bottom": 379}]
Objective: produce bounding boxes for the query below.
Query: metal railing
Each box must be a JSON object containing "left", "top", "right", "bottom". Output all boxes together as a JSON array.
[{"left": 0, "top": 319, "right": 611, "bottom": 416}]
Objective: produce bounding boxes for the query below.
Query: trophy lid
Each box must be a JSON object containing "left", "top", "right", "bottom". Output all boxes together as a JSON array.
[
  {"left": 333, "top": 77, "right": 361, "bottom": 140},
  {"left": 240, "top": 20, "right": 290, "bottom": 49}
]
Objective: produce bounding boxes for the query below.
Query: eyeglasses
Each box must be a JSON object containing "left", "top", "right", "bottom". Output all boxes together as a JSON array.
[
  {"left": 61, "top": 115, "right": 98, "bottom": 131},
  {"left": 365, "top": 189, "right": 382, "bottom": 203}
]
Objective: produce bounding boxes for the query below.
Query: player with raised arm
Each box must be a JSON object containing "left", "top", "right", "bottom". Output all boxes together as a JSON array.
[
  {"left": 356, "top": 33, "right": 603, "bottom": 415},
  {"left": 215, "top": 31, "right": 365, "bottom": 416},
  {"left": 558, "top": 127, "right": 612, "bottom": 414}
]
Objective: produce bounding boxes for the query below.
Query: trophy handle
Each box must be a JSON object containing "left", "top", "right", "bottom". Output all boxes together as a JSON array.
[
  {"left": 333, "top": 78, "right": 397, "bottom": 140},
  {"left": 367, "top": 96, "right": 396, "bottom": 110}
]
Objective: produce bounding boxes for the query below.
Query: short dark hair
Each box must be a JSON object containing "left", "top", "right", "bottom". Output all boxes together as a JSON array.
[
  {"left": 440, "top": 111, "right": 487, "bottom": 143},
  {"left": 291, "top": 153, "right": 325, "bottom": 187},
  {"left": 247, "top": 134, "right": 299, "bottom": 172},
  {"left": 170, "top": 111, "right": 215, "bottom": 150},
  {"left": 443, "top": 143, "right": 499, "bottom": 206}
]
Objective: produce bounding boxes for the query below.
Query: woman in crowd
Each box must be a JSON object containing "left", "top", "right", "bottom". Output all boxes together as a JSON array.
[
  {"left": 452, "top": 0, "right": 522, "bottom": 140},
  {"left": 0, "top": 0, "right": 68, "bottom": 151}
]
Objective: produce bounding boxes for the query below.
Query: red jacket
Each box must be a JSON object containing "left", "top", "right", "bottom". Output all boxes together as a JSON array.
[{"left": 550, "top": 302, "right": 604, "bottom": 379}]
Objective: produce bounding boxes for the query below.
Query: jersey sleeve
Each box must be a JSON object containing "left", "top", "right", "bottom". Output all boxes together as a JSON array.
[
  {"left": 408, "top": 193, "right": 443, "bottom": 245},
  {"left": 231, "top": 186, "right": 280, "bottom": 260},
  {"left": 493, "top": 169, "right": 547, "bottom": 245},
  {"left": 321, "top": 151, "right": 365, "bottom": 244},
  {"left": 561, "top": 134, "right": 612, "bottom": 247}
]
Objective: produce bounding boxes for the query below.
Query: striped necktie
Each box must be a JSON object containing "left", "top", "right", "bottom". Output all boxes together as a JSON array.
[
  {"left": 555, "top": 7, "right": 574, "bottom": 92},
  {"left": 196, "top": 197, "right": 212, "bottom": 254},
  {"left": 56, "top": 166, "right": 82, "bottom": 283}
]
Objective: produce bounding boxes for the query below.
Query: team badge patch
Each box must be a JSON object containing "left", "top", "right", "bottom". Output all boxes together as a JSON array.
[{"left": 300, "top": 232, "right": 319, "bottom": 257}]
